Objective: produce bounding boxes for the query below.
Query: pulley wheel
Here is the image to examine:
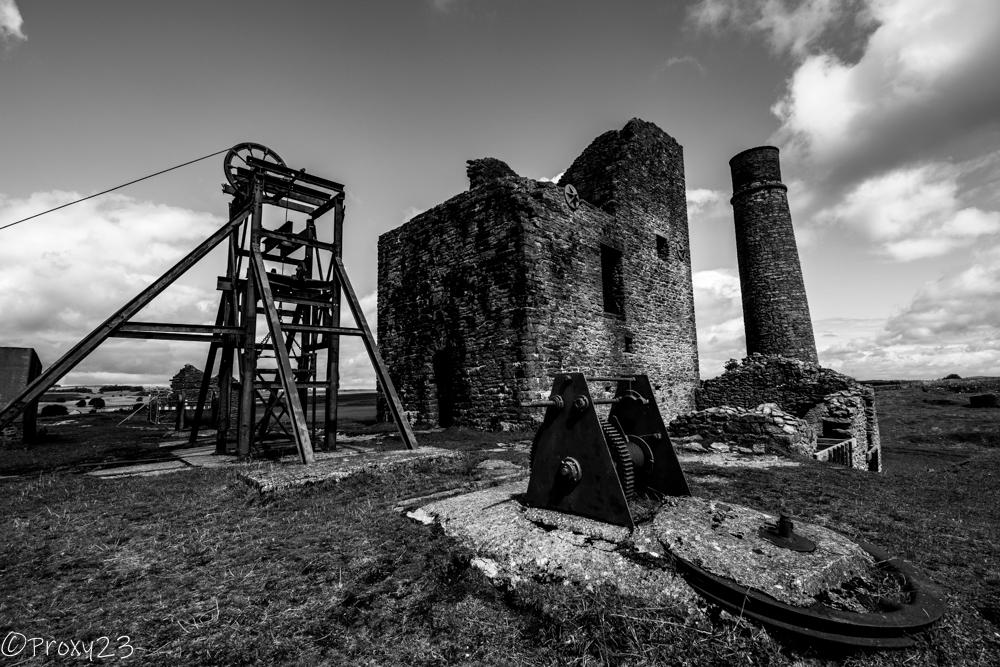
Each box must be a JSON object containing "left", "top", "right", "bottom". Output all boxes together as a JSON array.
[
  {"left": 564, "top": 183, "right": 580, "bottom": 210},
  {"left": 224, "top": 142, "right": 286, "bottom": 196}
]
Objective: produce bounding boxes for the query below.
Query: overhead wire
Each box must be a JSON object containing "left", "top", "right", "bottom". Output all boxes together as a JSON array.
[{"left": 0, "top": 147, "right": 232, "bottom": 232}]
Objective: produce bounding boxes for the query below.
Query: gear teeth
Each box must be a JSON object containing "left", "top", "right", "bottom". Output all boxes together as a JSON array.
[{"left": 601, "top": 418, "right": 635, "bottom": 500}]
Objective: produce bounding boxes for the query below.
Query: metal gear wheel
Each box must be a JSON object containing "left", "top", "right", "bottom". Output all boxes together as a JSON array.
[{"left": 601, "top": 418, "right": 635, "bottom": 499}]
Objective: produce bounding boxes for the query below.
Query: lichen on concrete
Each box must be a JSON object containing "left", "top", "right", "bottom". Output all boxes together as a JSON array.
[
  {"left": 415, "top": 481, "right": 699, "bottom": 608},
  {"left": 240, "top": 447, "right": 461, "bottom": 493},
  {"left": 653, "top": 496, "right": 875, "bottom": 606}
]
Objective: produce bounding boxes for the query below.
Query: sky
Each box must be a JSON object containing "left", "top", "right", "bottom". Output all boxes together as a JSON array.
[{"left": 1, "top": 0, "right": 999, "bottom": 389}]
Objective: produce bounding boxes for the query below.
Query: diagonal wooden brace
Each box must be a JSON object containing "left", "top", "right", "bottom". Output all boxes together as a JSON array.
[
  {"left": 252, "top": 247, "right": 315, "bottom": 464},
  {"left": 332, "top": 257, "right": 417, "bottom": 450},
  {"left": 0, "top": 203, "right": 254, "bottom": 431}
]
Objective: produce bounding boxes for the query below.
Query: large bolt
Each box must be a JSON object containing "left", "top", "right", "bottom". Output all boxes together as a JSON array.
[
  {"left": 559, "top": 457, "right": 582, "bottom": 483},
  {"left": 572, "top": 395, "right": 590, "bottom": 411},
  {"left": 777, "top": 513, "right": 794, "bottom": 538}
]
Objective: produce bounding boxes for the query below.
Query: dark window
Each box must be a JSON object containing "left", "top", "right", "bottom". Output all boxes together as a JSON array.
[
  {"left": 656, "top": 235, "right": 669, "bottom": 261},
  {"left": 624, "top": 336, "right": 634, "bottom": 353},
  {"left": 600, "top": 244, "right": 625, "bottom": 316}
]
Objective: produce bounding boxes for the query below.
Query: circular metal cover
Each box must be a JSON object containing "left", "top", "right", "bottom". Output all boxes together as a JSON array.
[
  {"left": 564, "top": 183, "right": 580, "bottom": 210},
  {"left": 224, "top": 142, "right": 286, "bottom": 196}
]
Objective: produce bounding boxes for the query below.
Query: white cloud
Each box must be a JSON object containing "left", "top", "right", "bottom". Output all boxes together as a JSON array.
[
  {"left": 695, "top": 0, "right": 1000, "bottom": 272},
  {"left": 402, "top": 206, "right": 425, "bottom": 222},
  {"left": 656, "top": 55, "right": 705, "bottom": 76},
  {"left": 331, "top": 290, "right": 379, "bottom": 389},
  {"left": 0, "top": 0, "right": 25, "bottom": 43},
  {"left": 0, "top": 191, "right": 225, "bottom": 385},
  {"left": 769, "top": 0, "right": 1000, "bottom": 179},
  {"left": 428, "top": 0, "right": 464, "bottom": 12},
  {"left": 537, "top": 172, "right": 565, "bottom": 184},
  {"left": 686, "top": 188, "right": 724, "bottom": 212},
  {"left": 815, "top": 242, "right": 1000, "bottom": 378},
  {"left": 692, "top": 269, "right": 745, "bottom": 377},
  {"left": 814, "top": 162, "right": 1000, "bottom": 260},
  {"left": 689, "top": 0, "right": 864, "bottom": 59}
]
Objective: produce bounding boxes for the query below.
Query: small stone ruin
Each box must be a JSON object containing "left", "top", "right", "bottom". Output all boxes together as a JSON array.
[
  {"left": 167, "top": 364, "right": 240, "bottom": 425},
  {"left": 669, "top": 402, "right": 814, "bottom": 457},
  {"left": 670, "top": 354, "right": 881, "bottom": 471}
]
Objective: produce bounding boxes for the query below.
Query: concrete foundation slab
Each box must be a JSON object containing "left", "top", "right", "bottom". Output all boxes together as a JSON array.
[
  {"left": 88, "top": 460, "right": 190, "bottom": 478},
  {"left": 239, "top": 447, "right": 462, "bottom": 493},
  {"left": 414, "top": 481, "right": 700, "bottom": 609}
]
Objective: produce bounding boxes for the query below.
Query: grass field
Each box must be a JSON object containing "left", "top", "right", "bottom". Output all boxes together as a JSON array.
[{"left": 1, "top": 386, "right": 998, "bottom": 665}]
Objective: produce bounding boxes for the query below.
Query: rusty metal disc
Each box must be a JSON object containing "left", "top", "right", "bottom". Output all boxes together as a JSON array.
[
  {"left": 224, "top": 142, "right": 286, "bottom": 196},
  {"left": 672, "top": 538, "right": 946, "bottom": 648}
]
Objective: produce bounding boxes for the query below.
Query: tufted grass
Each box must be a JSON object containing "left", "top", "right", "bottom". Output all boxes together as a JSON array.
[{"left": 0, "top": 386, "right": 998, "bottom": 665}]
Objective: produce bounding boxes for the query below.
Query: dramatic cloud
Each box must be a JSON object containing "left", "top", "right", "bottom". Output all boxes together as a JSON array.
[
  {"left": 690, "top": 0, "right": 870, "bottom": 60},
  {"left": 0, "top": 189, "right": 386, "bottom": 389},
  {"left": 816, "top": 242, "right": 1000, "bottom": 378},
  {"left": 815, "top": 162, "right": 1000, "bottom": 260},
  {"left": 770, "top": 0, "right": 1000, "bottom": 182},
  {"left": 691, "top": 269, "right": 745, "bottom": 377},
  {"left": 0, "top": 0, "right": 25, "bottom": 44},
  {"left": 0, "top": 191, "right": 225, "bottom": 385},
  {"left": 693, "top": 0, "right": 1000, "bottom": 272}
]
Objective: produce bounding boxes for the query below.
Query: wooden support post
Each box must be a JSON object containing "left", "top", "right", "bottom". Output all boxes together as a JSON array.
[
  {"left": 175, "top": 397, "right": 187, "bottom": 431},
  {"left": 189, "top": 296, "right": 227, "bottom": 445},
  {"left": 325, "top": 199, "right": 344, "bottom": 451},
  {"left": 331, "top": 256, "right": 417, "bottom": 450},
  {"left": 217, "top": 227, "right": 241, "bottom": 454},
  {"left": 217, "top": 331, "right": 235, "bottom": 453},
  {"left": 237, "top": 190, "right": 262, "bottom": 460}
]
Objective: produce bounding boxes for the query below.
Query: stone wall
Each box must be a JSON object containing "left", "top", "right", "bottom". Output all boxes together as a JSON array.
[
  {"left": 378, "top": 118, "right": 699, "bottom": 430},
  {"left": 168, "top": 364, "right": 239, "bottom": 425},
  {"left": 697, "top": 354, "right": 881, "bottom": 472},
  {"left": 669, "top": 403, "right": 815, "bottom": 457},
  {"left": 0, "top": 347, "right": 42, "bottom": 444},
  {"left": 729, "top": 147, "right": 818, "bottom": 363}
]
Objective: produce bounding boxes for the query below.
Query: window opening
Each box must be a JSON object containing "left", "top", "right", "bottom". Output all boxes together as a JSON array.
[{"left": 601, "top": 244, "right": 625, "bottom": 316}]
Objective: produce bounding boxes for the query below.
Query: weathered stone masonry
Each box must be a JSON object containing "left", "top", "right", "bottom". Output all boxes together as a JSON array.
[
  {"left": 378, "top": 118, "right": 699, "bottom": 429},
  {"left": 696, "top": 354, "right": 882, "bottom": 471},
  {"left": 730, "top": 147, "right": 818, "bottom": 363}
]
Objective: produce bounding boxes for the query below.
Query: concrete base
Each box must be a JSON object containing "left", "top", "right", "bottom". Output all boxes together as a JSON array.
[
  {"left": 413, "top": 483, "right": 878, "bottom": 610},
  {"left": 239, "top": 446, "right": 462, "bottom": 493},
  {"left": 89, "top": 460, "right": 191, "bottom": 479},
  {"left": 412, "top": 481, "right": 700, "bottom": 609}
]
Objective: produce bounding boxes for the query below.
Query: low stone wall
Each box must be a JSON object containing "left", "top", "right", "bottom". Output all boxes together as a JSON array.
[
  {"left": 669, "top": 403, "right": 815, "bottom": 457},
  {"left": 168, "top": 364, "right": 239, "bottom": 426},
  {"left": 695, "top": 355, "right": 882, "bottom": 472}
]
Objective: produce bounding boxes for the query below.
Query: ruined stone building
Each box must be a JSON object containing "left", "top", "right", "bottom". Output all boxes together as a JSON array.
[
  {"left": 377, "top": 119, "right": 699, "bottom": 429},
  {"left": 682, "top": 147, "right": 881, "bottom": 472},
  {"left": 0, "top": 347, "right": 41, "bottom": 446}
]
